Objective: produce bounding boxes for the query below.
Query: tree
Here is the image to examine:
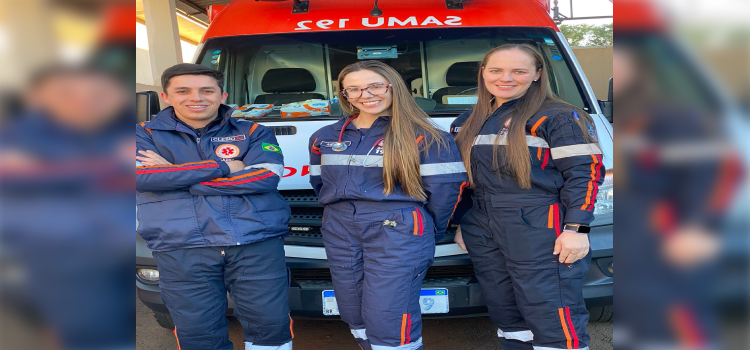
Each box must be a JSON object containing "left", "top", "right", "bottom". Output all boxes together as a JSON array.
[
  {"left": 559, "top": 23, "right": 613, "bottom": 47},
  {"left": 589, "top": 23, "right": 613, "bottom": 46},
  {"left": 559, "top": 24, "right": 593, "bottom": 47}
]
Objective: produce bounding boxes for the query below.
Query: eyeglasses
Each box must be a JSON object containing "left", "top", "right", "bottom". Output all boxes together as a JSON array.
[{"left": 342, "top": 83, "right": 392, "bottom": 99}]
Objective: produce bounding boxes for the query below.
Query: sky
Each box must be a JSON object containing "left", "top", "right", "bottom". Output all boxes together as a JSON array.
[{"left": 552, "top": 0, "right": 614, "bottom": 26}]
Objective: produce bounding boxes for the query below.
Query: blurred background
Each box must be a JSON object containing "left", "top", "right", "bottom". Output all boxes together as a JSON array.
[
  {"left": 0, "top": 0, "right": 747, "bottom": 349},
  {"left": 0, "top": 1, "right": 133, "bottom": 350},
  {"left": 615, "top": 1, "right": 749, "bottom": 350}
]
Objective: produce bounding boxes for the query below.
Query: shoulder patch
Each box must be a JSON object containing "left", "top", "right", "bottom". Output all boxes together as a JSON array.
[{"left": 262, "top": 143, "right": 282, "bottom": 154}]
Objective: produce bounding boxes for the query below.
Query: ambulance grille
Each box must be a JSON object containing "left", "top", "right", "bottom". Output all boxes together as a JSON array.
[
  {"left": 269, "top": 126, "right": 297, "bottom": 136},
  {"left": 280, "top": 190, "right": 459, "bottom": 247}
]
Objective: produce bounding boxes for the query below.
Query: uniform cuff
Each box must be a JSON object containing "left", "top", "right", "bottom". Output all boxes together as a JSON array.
[
  {"left": 564, "top": 208, "right": 595, "bottom": 226},
  {"left": 217, "top": 161, "right": 231, "bottom": 176}
]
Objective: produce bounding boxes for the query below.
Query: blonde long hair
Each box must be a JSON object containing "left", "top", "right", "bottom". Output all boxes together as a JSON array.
[
  {"left": 338, "top": 61, "right": 447, "bottom": 201},
  {"left": 455, "top": 44, "right": 597, "bottom": 189}
]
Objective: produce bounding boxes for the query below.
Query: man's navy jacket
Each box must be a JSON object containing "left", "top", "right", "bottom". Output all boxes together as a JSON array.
[{"left": 136, "top": 105, "right": 290, "bottom": 252}]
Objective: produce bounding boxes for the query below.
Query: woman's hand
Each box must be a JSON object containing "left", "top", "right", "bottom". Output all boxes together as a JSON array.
[
  {"left": 454, "top": 226, "right": 467, "bottom": 251},
  {"left": 554, "top": 231, "right": 590, "bottom": 264},
  {"left": 136, "top": 150, "right": 172, "bottom": 166}
]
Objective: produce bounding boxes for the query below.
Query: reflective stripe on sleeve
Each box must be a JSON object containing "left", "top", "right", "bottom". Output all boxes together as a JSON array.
[
  {"left": 420, "top": 162, "right": 466, "bottom": 176},
  {"left": 244, "top": 163, "right": 284, "bottom": 176},
  {"left": 309, "top": 165, "right": 321, "bottom": 176},
  {"left": 473, "top": 134, "right": 550, "bottom": 148},
  {"left": 550, "top": 144, "right": 602, "bottom": 160}
]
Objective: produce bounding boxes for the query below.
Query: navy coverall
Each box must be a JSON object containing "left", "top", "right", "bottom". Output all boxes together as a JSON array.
[
  {"left": 451, "top": 99, "right": 606, "bottom": 350},
  {"left": 136, "top": 105, "right": 292, "bottom": 350},
  {"left": 309, "top": 115, "right": 468, "bottom": 350}
]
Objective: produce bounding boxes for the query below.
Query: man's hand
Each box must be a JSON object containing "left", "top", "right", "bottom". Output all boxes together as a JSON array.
[
  {"left": 554, "top": 231, "right": 590, "bottom": 264},
  {"left": 226, "top": 160, "right": 246, "bottom": 174},
  {"left": 136, "top": 150, "right": 172, "bottom": 166},
  {"left": 454, "top": 226, "right": 467, "bottom": 251}
]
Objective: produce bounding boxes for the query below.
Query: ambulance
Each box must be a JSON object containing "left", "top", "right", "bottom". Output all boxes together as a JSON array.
[{"left": 136, "top": 0, "right": 614, "bottom": 328}]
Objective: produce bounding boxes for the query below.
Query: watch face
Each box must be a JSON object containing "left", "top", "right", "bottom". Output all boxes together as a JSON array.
[{"left": 565, "top": 224, "right": 591, "bottom": 233}]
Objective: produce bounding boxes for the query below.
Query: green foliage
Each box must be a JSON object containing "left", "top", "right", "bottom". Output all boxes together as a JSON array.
[{"left": 560, "top": 23, "right": 613, "bottom": 47}]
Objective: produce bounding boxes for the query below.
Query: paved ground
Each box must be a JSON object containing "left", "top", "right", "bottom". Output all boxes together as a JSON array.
[{"left": 137, "top": 298, "right": 613, "bottom": 350}]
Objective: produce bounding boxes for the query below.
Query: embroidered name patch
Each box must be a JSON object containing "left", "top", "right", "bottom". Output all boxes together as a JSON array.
[
  {"left": 211, "top": 135, "right": 246, "bottom": 142},
  {"left": 319, "top": 141, "right": 352, "bottom": 148},
  {"left": 216, "top": 144, "right": 240, "bottom": 158}
]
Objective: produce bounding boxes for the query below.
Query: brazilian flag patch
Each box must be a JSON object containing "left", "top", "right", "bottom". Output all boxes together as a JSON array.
[{"left": 262, "top": 142, "right": 282, "bottom": 154}]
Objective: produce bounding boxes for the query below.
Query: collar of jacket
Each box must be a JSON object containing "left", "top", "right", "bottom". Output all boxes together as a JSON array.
[
  {"left": 491, "top": 97, "right": 521, "bottom": 115},
  {"left": 145, "top": 105, "right": 233, "bottom": 132},
  {"left": 332, "top": 114, "right": 392, "bottom": 131}
]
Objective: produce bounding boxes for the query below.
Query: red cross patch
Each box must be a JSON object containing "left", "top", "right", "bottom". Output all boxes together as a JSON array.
[{"left": 215, "top": 144, "right": 240, "bottom": 159}]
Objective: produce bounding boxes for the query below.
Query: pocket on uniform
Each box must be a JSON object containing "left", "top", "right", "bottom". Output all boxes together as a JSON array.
[
  {"left": 137, "top": 196, "right": 201, "bottom": 245},
  {"left": 519, "top": 203, "right": 561, "bottom": 233},
  {"left": 557, "top": 256, "right": 591, "bottom": 309},
  {"left": 360, "top": 179, "right": 384, "bottom": 195}
]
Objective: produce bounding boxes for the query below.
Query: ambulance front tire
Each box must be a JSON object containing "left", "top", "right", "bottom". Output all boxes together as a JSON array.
[
  {"left": 587, "top": 305, "right": 613, "bottom": 323},
  {"left": 153, "top": 310, "right": 175, "bottom": 330}
]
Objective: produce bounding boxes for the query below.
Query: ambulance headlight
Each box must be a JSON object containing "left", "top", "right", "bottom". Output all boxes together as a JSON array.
[
  {"left": 137, "top": 269, "right": 159, "bottom": 284},
  {"left": 593, "top": 169, "right": 614, "bottom": 216}
]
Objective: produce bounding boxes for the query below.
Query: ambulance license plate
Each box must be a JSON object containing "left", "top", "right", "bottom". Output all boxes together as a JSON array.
[{"left": 322, "top": 288, "right": 449, "bottom": 316}]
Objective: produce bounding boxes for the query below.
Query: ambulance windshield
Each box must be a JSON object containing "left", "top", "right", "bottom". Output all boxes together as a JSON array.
[{"left": 197, "top": 27, "right": 591, "bottom": 119}]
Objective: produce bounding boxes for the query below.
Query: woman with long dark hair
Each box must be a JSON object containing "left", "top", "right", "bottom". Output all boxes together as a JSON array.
[
  {"left": 309, "top": 60, "right": 467, "bottom": 350},
  {"left": 451, "top": 44, "right": 605, "bottom": 350}
]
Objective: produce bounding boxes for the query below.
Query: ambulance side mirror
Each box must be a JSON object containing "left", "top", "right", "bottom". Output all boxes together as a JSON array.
[
  {"left": 136, "top": 91, "right": 161, "bottom": 123},
  {"left": 598, "top": 78, "right": 613, "bottom": 124}
]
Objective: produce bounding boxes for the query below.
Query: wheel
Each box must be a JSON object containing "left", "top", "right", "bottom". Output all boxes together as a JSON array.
[
  {"left": 588, "top": 305, "right": 613, "bottom": 323},
  {"left": 153, "top": 310, "right": 175, "bottom": 329}
]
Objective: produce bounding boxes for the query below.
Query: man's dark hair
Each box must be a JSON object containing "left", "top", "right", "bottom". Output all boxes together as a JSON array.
[{"left": 161, "top": 63, "right": 225, "bottom": 93}]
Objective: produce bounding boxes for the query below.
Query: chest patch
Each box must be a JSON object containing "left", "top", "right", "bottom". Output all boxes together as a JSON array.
[
  {"left": 499, "top": 117, "right": 512, "bottom": 136},
  {"left": 320, "top": 141, "right": 352, "bottom": 148},
  {"left": 216, "top": 144, "right": 241, "bottom": 159},
  {"left": 211, "top": 135, "right": 246, "bottom": 142}
]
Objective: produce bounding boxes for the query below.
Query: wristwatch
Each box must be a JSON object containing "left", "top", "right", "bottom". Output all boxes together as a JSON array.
[{"left": 563, "top": 224, "right": 591, "bottom": 234}]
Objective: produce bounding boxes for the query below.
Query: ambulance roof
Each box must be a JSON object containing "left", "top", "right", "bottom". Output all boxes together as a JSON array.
[{"left": 202, "top": 0, "right": 559, "bottom": 43}]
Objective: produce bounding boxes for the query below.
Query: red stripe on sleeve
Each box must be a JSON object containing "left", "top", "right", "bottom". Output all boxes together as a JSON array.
[
  {"left": 136, "top": 163, "right": 219, "bottom": 174},
  {"left": 198, "top": 171, "right": 275, "bottom": 186},
  {"left": 449, "top": 182, "right": 469, "bottom": 220},
  {"left": 587, "top": 155, "right": 603, "bottom": 211},
  {"left": 541, "top": 148, "right": 550, "bottom": 169}
]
